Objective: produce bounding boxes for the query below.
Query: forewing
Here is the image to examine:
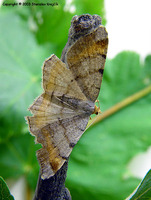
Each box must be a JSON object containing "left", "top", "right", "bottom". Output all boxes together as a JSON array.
[
  {"left": 66, "top": 25, "right": 108, "bottom": 102},
  {"left": 42, "top": 54, "right": 87, "bottom": 101}
]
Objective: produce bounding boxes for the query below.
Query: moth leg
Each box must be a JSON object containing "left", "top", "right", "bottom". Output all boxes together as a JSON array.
[{"left": 93, "top": 100, "right": 101, "bottom": 115}]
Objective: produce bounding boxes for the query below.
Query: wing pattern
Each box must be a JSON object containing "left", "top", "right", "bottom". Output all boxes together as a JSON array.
[
  {"left": 66, "top": 26, "right": 108, "bottom": 102},
  {"left": 27, "top": 55, "right": 93, "bottom": 179}
]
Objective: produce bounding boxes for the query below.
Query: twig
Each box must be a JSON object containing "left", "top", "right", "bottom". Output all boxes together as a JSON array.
[
  {"left": 33, "top": 160, "right": 71, "bottom": 200},
  {"left": 89, "top": 84, "right": 151, "bottom": 127}
]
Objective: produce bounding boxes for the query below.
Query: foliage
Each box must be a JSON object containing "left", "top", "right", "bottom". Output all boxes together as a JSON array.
[
  {"left": 0, "top": 0, "right": 151, "bottom": 199},
  {"left": 130, "top": 169, "right": 151, "bottom": 200},
  {"left": 0, "top": 177, "right": 14, "bottom": 200}
]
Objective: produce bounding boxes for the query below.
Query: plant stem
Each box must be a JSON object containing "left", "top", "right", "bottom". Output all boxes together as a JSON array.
[
  {"left": 89, "top": 84, "right": 151, "bottom": 127},
  {"left": 26, "top": 182, "right": 32, "bottom": 200},
  {"left": 33, "top": 161, "right": 71, "bottom": 200}
]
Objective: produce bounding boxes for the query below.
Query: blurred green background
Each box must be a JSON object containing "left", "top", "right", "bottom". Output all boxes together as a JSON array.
[{"left": 0, "top": 0, "right": 151, "bottom": 199}]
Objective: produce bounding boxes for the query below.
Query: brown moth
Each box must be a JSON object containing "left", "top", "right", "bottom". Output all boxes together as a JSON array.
[{"left": 26, "top": 14, "right": 108, "bottom": 179}]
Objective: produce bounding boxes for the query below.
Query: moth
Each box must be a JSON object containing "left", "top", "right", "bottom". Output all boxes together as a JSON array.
[{"left": 26, "top": 14, "right": 108, "bottom": 179}]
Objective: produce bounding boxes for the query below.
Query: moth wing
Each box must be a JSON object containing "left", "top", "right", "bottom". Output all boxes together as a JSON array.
[
  {"left": 35, "top": 115, "right": 89, "bottom": 179},
  {"left": 42, "top": 54, "right": 87, "bottom": 101},
  {"left": 66, "top": 25, "right": 108, "bottom": 102},
  {"left": 26, "top": 55, "right": 91, "bottom": 179}
]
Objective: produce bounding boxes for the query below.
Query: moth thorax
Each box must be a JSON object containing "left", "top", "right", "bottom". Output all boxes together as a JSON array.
[{"left": 79, "top": 100, "right": 95, "bottom": 115}]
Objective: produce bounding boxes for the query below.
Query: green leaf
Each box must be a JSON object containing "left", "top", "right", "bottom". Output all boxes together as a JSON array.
[
  {"left": 0, "top": 134, "right": 40, "bottom": 189},
  {"left": 130, "top": 169, "right": 151, "bottom": 200},
  {"left": 0, "top": 177, "right": 14, "bottom": 200},
  {"left": 101, "top": 52, "right": 143, "bottom": 109},
  {"left": 66, "top": 51, "right": 151, "bottom": 200},
  {"left": 0, "top": 10, "right": 49, "bottom": 140},
  {"left": 0, "top": 10, "right": 45, "bottom": 188}
]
